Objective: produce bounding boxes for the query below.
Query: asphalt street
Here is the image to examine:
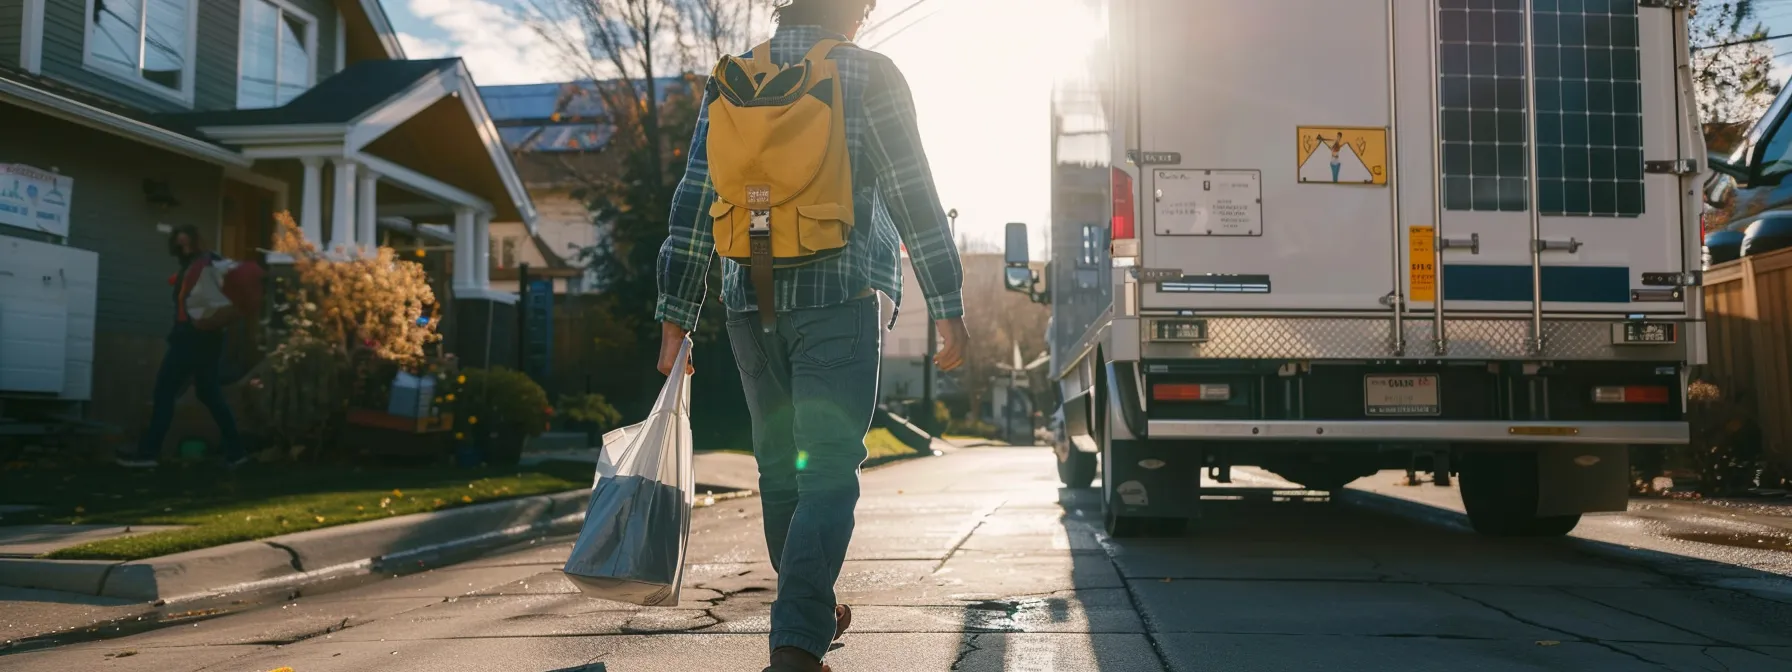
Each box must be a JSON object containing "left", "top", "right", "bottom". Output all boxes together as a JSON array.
[{"left": 3, "top": 446, "right": 1792, "bottom": 671}]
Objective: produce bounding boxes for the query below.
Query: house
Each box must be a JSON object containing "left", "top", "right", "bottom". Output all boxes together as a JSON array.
[
  {"left": 476, "top": 78, "right": 694, "bottom": 296},
  {"left": 0, "top": 0, "right": 534, "bottom": 441},
  {"left": 480, "top": 82, "right": 605, "bottom": 296}
]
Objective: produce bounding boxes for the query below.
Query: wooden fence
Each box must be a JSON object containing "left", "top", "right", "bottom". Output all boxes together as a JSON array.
[{"left": 1700, "top": 246, "right": 1792, "bottom": 463}]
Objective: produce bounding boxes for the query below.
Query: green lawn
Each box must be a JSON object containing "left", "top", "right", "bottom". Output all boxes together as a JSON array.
[
  {"left": 0, "top": 461, "right": 592, "bottom": 561},
  {"left": 865, "top": 428, "right": 921, "bottom": 460}
]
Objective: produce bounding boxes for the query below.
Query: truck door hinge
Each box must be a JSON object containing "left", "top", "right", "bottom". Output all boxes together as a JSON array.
[
  {"left": 1638, "top": 0, "right": 1689, "bottom": 9},
  {"left": 1644, "top": 159, "right": 1698, "bottom": 175}
]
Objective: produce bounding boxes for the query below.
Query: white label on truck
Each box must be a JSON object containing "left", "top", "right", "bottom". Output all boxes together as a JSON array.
[
  {"left": 1154, "top": 169, "right": 1262, "bottom": 237},
  {"left": 1118, "top": 480, "right": 1149, "bottom": 506}
]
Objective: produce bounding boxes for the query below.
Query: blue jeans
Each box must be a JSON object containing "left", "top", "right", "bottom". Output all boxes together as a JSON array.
[
  {"left": 726, "top": 295, "right": 881, "bottom": 662},
  {"left": 136, "top": 326, "right": 242, "bottom": 461}
]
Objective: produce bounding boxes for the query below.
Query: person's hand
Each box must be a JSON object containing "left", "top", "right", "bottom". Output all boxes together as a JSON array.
[
  {"left": 658, "top": 322, "right": 694, "bottom": 376},
  {"left": 934, "top": 317, "right": 968, "bottom": 372}
]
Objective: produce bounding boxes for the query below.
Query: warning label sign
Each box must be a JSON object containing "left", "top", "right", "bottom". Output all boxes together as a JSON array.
[
  {"left": 1298, "top": 126, "right": 1388, "bottom": 186},
  {"left": 1409, "top": 226, "right": 1435, "bottom": 303}
]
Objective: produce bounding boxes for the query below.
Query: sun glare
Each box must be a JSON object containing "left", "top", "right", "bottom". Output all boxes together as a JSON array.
[{"left": 871, "top": 0, "right": 1105, "bottom": 249}]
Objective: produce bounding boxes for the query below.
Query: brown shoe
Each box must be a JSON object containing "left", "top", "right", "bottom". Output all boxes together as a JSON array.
[
  {"left": 765, "top": 647, "right": 827, "bottom": 672},
  {"left": 834, "top": 604, "right": 853, "bottom": 641}
]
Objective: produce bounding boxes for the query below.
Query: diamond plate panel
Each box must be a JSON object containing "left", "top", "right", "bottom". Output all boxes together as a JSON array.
[
  {"left": 1154, "top": 318, "right": 1687, "bottom": 360},
  {"left": 1183, "top": 319, "right": 1394, "bottom": 359}
]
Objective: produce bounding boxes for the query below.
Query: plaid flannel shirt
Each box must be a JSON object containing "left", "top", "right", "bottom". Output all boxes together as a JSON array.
[{"left": 655, "top": 26, "right": 965, "bottom": 332}]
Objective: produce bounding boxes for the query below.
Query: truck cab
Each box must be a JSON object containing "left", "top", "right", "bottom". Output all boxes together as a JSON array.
[{"left": 1008, "top": 0, "right": 1703, "bottom": 539}]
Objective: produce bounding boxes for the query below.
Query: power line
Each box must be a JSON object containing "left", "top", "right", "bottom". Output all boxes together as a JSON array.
[{"left": 1695, "top": 32, "right": 1792, "bottom": 51}]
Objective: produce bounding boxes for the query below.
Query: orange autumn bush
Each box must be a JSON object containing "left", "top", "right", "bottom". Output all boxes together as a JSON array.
[
  {"left": 243, "top": 213, "right": 443, "bottom": 462},
  {"left": 268, "top": 212, "right": 440, "bottom": 369}
]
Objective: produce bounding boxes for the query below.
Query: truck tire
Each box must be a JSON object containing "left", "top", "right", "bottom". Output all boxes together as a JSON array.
[
  {"left": 1058, "top": 448, "right": 1097, "bottom": 488},
  {"left": 1458, "top": 451, "right": 1581, "bottom": 537}
]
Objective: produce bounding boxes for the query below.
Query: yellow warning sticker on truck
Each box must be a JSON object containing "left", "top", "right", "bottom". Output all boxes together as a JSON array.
[
  {"left": 1297, "top": 126, "right": 1388, "bottom": 186},
  {"left": 1409, "top": 225, "right": 1435, "bottom": 302}
]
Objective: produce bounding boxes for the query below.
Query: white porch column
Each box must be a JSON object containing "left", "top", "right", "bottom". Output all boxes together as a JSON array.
[
  {"left": 356, "top": 170, "right": 379, "bottom": 256},
  {"left": 473, "top": 210, "right": 493, "bottom": 289},
  {"left": 298, "top": 157, "right": 324, "bottom": 247},
  {"left": 328, "top": 158, "right": 358, "bottom": 255},
  {"left": 453, "top": 207, "right": 478, "bottom": 293}
]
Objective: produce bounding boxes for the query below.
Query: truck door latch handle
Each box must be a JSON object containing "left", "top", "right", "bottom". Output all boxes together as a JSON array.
[
  {"left": 1439, "top": 233, "right": 1480, "bottom": 254},
  {"left": 1534, "top": 237, "right": 1583, "bottom": 253}
]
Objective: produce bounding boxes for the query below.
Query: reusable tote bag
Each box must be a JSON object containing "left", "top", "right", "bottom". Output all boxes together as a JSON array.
[{"left": 562, "top": 338, "right": 695, "bottom": 606}]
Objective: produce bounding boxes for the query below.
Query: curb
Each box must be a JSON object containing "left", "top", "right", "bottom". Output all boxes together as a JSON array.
[
  {"left": 0, "top": 488, "right": 595, "bottom": 603},
  {"left": 0, "top": 451, "right": 949, "bottom": 603}
]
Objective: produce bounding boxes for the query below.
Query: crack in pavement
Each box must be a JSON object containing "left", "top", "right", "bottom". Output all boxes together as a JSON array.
[
  {"left": 948, "top": 633, "right": 982, "bottom": 670},
  {"left": 1440, "top": 586, "right": 1669, "bottom": 670},
  {"left": 1555, "top": 586, "right": 1757, "bottom": 650},
  {"left": 932, "top": 500, "right": 1009, "bottom": 573},
  {"left": 1699, "top": 645, "right": 1734, "bottom": 672}
]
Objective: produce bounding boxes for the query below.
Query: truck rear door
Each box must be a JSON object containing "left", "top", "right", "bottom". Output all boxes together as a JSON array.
[
  {"left": 1132, "top": 0, "right": 1399, "bottom": 313},
  {"left": 1423, "top": 0, "right": 1690, "bottom": 316}
]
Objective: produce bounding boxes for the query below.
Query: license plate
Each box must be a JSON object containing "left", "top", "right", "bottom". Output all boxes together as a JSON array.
[
  {"left": 1151, "top": 319, "right": 1209, "bottom": 342},
  {"left": 1364, "top": 375, "right": 1440, "bottom": 416},
  {"left": 1614, "top": 322, "right": 1677, "bottom": 345}
]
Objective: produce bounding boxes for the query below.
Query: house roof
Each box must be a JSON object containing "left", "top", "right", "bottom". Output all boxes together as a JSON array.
[
  {"left": 0, "top": 65, "right": 247, "bottom": 167},
  {"left": 479, "top": 78, "right": 690, "bottom": 154},
  {"left": 162, "top": 60, "right": 460, "bottom": 129}
]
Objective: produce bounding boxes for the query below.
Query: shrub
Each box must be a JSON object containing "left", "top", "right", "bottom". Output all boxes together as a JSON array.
[
  {"left": 1682, "top": 380, "right": 1765, "bottom": 496},
  {"left": 458, "top": 368, "right": 551, "bottom": 438},
  {"left": 242, "top": 213, "right": 443, "bottom": 461},
  {"left": 558, "top": 393, "right": 623, "bottom": 432}
]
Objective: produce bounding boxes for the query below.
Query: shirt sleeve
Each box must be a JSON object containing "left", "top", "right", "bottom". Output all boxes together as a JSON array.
[
  {"left": 655, "top": 78, "right": 721, "bottom": 332},
  {"left": 864, "top": 57, "right": 964, "bottom": 320}
]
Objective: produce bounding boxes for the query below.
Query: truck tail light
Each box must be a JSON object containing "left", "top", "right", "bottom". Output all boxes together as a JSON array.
[
  {"left": 1111, "top": 167, "right": 1136, "bottom": 241},
  {"left": 1153, "top": 383, "right": 1231, "bottom": 402},
  {"left": 1591, "top": 385, "right": 1670, "bottom": 404}
]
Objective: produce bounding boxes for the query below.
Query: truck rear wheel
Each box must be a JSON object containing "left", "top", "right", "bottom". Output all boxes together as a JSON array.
[
  {"left": 1057, "top": 448, "right": 1097, "bottom": 488},
  {"left": 1458, "top": 451, "right": 1581, "bottom": 537}
]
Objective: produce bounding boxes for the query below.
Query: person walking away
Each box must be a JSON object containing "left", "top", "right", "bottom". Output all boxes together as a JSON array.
[
  {"left": 117, "top": 225, "right": 247, "bottom": 468},
  {"left": 655, "top": 1, "right": 969, "bottom": 670}
]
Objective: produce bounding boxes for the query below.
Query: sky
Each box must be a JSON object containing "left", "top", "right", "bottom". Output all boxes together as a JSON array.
[{"left": 384, "top": 0, "right": 1090, "bottom": 251}]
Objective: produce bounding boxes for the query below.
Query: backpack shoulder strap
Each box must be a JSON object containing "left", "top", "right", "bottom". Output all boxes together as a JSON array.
[
  {"left": 802, "top": 39, "right": 848, "bottom": 66},
  {"left": 751, "top": 40, "right": 772, "bottom": 65}
]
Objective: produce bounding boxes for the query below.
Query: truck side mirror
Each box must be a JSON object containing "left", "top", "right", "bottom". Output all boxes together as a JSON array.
[
  {"left": 1004, "top": 222, "right": 1033, "bottom": 294},
  {"left": 1004, "top": 222, "right": 1030, "bottom": 265}
]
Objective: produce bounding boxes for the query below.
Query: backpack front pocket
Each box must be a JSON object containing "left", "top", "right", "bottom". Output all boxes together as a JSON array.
[
  {"left": 710, "top": 200, "right": 750, "bottom": 259},
  {"left": 796, "top": 203, "right": 851, "bottom": 255}
]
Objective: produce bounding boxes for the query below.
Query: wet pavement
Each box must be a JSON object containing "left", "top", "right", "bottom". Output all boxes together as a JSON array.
[{"left": 2, "top": 447, "right": 1791, "bottom": 671}]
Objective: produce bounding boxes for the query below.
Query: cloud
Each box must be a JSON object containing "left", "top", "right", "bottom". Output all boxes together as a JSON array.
[{"left": 398, "top": 0, "right": 571, "bottom": 85}]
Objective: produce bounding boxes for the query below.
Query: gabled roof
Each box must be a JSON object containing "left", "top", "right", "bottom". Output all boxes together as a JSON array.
[
  {"left": 165, "top": 60, "right": 459, "bottom": 128},
  {"left": 158, "top": 58, "right": 537, "bottom": 228}
]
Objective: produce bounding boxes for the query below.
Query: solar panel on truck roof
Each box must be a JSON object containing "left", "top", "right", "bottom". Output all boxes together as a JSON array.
[
  {"left": 1438, "top": 0, "right": 1531, "bottom": 212},
  {"left": 1533, "top": 0, "right": 1645, "bottom": 217}
]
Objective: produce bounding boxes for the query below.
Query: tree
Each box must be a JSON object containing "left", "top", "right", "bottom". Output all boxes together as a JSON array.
[
  {"left": 1690, "top": 0, "right": 1782, "bottom": 125},
  {"left": 952, "top": 254, "right": 1051, "bottom": 437},
  {"left": 518, "top": 0, "right": 772, "bottom": 446}
]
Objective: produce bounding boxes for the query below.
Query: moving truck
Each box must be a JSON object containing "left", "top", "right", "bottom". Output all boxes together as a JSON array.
[{"left": 1005, "top": 0, "right": 1704, "bottom": 538}]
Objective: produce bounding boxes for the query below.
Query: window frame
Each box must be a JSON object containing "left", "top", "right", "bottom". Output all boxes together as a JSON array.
[
  {"left": 235, "top": 0, "right": 320, "bottom": 110},
  {"left": 82, "top": 0, "right": 200, "bottom": 105}
]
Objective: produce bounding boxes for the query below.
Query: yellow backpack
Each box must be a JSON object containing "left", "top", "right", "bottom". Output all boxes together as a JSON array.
[{"left": 706, "top": 39, "right": 855, "bottom": 276}]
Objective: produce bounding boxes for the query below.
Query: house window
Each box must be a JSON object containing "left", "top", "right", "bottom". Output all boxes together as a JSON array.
[
  {"left": 237, "top": 0, "right": 317, "bottom": 109},
  {"left": 86, "top": 0, "right": 196, "bottom": 101}
]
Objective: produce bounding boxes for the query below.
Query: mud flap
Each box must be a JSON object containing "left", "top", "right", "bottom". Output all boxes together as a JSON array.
[
  {"left": 1106, "top": 440, "right": 1202, "bottom": 519},
  {"left": 1536, "top": 445, "right": 1629, "bottom": 516}
]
